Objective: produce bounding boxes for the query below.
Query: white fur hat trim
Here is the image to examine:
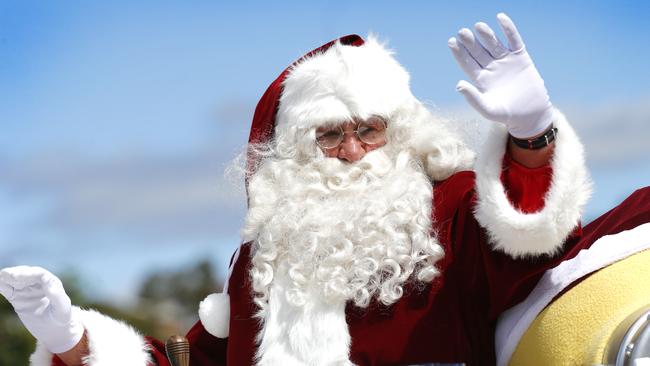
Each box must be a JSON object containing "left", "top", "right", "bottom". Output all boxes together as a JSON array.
[{"left": 277, "top": 36, "right": 416, "bottom": 132}]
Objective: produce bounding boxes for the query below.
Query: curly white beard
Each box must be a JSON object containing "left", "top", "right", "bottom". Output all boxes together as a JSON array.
[
  {"left": 237, "top": 105, "right": 472, "bottom": 364},
  {"left": 243, "top": 147, "right": 443, "bottom": 316}
]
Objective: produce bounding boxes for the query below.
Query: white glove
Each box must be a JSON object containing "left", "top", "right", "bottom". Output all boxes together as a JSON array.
[
  {"left": 448, "top": 13, "right": 554, "bottom": 138},
  {"left": 0, "top": 266, "right": 84, "bottom": 354}
]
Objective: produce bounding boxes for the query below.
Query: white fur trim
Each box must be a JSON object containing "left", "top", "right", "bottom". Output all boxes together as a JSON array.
[
  {"left": 199, "top": 292, "right": 230, "bottom": 339},
  {"left": 29, "top": 342, "right": 52, "bottom": 366},
  {"left": 474, "top": 109, "right": 592, "bottom": 257},
  {"left": 277, "top": 36, "right": 416, "bottom": 132},
  {"left": 496, "top": 222, "right": 650, "bottom": 366},
  {"left": 256, "top": 267, "right": 352, "bottom": 366},
  {"left": 30, "top": 307, "right": 151, "bottom": 366}
]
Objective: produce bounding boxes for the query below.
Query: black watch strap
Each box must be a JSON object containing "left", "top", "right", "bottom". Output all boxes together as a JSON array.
[{"left": 510, "top": 125, "right": 558, "bottom": 150}]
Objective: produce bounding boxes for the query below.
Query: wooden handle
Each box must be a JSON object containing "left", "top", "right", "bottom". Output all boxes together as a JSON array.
[{"left": 165, "top": 335, "right": 190, "bottom": 366}]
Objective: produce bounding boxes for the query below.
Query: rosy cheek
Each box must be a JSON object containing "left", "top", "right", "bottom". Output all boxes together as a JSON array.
[{"left": 323, "top": 148, "right": 339, "bottom": 158}]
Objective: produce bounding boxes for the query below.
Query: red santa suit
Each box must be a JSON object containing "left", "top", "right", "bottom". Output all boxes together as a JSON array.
[{"left": 35, "top": 35, "right": 650, "bottom": 366}]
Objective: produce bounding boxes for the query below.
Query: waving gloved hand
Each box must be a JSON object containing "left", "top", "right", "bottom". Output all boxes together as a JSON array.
[
  {"left": 0, "top": 266, "right": 84, "bottom": 354},
  {"left": 448, "top": 13, "right": 554, "bottom": 139}
]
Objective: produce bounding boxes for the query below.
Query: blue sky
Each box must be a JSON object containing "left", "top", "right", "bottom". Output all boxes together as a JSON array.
[{"left": 1, "top": 1, "right": 649, "bottom": 303}]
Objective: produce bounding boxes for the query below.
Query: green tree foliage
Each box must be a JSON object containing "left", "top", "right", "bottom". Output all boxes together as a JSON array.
[
  {"left": 139, "top": 260, "right": 221, "bottom": 315},
  {"left": 137, "top": 260, "right": 222, "bottom": 339}
]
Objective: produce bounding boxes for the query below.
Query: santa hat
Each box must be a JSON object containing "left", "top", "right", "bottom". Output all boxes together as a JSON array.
[
  {"left": 250, "top": 35, "right": 360, "bottom": 145},
  {"left": 248, "top": 34, "right": 420, "bottom": 145}
]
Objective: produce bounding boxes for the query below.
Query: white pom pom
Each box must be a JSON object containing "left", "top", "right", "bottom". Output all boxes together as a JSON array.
[{"left": 198, "top": 293, "right": 230, "bottom": 338}]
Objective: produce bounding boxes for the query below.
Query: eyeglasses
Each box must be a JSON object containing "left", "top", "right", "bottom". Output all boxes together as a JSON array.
[{"left": 315, "top": 117, "right": 387, "bottom": 149}]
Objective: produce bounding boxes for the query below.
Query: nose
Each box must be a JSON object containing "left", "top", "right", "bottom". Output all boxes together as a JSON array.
[{"left": 337, "top": 133, "right": 365, "bottom": 162}]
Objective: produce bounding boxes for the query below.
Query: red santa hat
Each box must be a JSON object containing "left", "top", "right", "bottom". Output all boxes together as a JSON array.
[{"left": 249, "top": 35, "right": 363, "bottom": 146}]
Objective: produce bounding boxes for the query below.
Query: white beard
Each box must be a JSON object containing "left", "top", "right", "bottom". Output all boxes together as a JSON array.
[{"left": 242, "top": 148, "right": 443, "bottom": 365}]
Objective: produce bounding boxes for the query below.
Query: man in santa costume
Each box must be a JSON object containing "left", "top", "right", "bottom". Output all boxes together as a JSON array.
[{"left": 2, "top": 13, "right": 650, "bottom": 366}]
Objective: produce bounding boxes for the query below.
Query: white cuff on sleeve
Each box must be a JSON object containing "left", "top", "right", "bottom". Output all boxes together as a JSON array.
[
  {"left": 30, "top": 307, "right": 152, "bottom": 366},
  {"left": 473, "top": 109, "right": 592, "bottom": 258}
]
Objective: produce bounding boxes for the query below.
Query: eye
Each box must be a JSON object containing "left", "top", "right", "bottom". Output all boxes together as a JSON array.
[
  {"left": 358, "top": 119, "right": 385, "bottom": 134},
  {"left": 316, "top": 127, "right": 343, "bottom": 148},
  {"left": 358, "top": 124, "right": 379, "bottom": 133},
  {"left": 357, "top": 118, "right": 387, "bottom": 145}
]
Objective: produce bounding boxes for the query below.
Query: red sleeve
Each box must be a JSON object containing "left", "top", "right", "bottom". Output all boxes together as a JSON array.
[{"left": 499, "top": 153, "right": 552, "bottom": 213}]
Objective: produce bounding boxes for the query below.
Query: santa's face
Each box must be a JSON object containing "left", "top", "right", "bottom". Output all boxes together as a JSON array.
[{"left": 316, "top": 117, "right": 388, "bottom": 163}]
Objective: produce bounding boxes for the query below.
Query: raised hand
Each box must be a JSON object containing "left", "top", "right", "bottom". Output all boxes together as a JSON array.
[
  {"left": 448, "top": 13, "right": 554, "bottom": 139},
  {"left": 0, "top": 266, "right": 84, "bottom": 354}
]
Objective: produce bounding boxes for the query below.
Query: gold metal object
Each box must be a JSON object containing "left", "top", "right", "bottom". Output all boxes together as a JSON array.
[{"left": 165, "top": 335, "right": 190, "bottom": 366}]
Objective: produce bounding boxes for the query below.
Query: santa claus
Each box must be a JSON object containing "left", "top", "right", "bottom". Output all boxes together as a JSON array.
[{"left": 1, "top": 13, "right": 649, "bottom": 366}]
